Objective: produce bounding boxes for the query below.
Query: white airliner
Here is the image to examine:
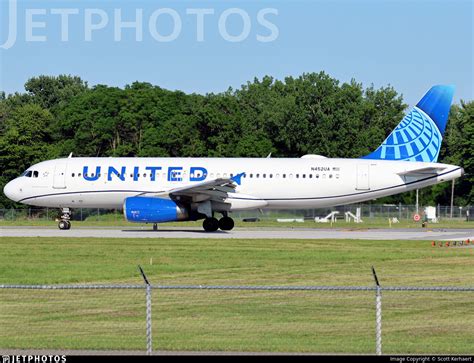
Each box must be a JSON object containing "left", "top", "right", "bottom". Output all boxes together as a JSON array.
[{"left": 3, "top": 85, "right": 464, "bottom": 232}]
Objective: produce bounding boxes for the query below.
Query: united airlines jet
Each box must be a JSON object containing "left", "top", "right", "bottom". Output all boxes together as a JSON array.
[{"left": 3, "top": 85, "right": 464, "bottom": 232}]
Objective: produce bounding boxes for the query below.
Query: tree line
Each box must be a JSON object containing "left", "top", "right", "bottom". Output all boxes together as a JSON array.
[{"left": 0, "top": 74, "right": 472, "bottom": 209}]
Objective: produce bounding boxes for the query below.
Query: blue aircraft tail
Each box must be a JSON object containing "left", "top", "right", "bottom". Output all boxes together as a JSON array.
[{"left": 362, "top": 85, "right": 455, "bottom": 162}]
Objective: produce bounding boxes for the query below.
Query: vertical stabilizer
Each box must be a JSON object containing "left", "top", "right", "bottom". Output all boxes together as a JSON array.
[{"left": 362, "top": 85, "right": 455, "bottom": 162}]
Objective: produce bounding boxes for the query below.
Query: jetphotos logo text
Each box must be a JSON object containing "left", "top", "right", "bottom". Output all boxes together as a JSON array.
[{"left": 0, "top": 0, "right": 279, "bottom": 49}]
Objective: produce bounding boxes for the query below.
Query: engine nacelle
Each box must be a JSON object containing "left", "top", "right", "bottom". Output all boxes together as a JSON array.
[{"left": 123, "top": 197, "right": 189, "bottom": 223}]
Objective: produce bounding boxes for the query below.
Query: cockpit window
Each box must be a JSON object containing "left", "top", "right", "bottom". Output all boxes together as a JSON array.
[{"left": 21, "top": 170, "right": 39, "bottom": 177}]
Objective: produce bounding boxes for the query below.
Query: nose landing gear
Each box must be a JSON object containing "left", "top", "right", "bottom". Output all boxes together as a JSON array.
[
  {"left": 58, "top": 220, "right": 71, "bottom": 230},
  {"left": 58, "top": 208, "right": 71, "bottom": 230}
]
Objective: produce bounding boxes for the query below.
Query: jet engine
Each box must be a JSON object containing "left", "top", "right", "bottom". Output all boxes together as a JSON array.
[{"left": 123, "top": 197, "right": 189, "bottom": 223}]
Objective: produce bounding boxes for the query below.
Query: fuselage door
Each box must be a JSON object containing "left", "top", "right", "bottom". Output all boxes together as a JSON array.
[
  {"left": 356, "top": 164, "right": 370, "bottom": 190},
  {"left": 53, "top": 163, "right": 67, "bottom": 189}
]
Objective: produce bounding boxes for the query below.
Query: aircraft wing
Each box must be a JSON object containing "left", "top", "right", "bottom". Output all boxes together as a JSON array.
[
  {"left": 165, "top": 178, "right": 237, "bottom": 202},
  {"left": 141, "top": 173, "right": 245, "bottom": 204}
]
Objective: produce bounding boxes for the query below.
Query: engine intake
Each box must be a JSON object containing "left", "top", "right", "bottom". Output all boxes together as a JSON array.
[{"left": 123, "top": 197, "right": 189, "bottom": 223}]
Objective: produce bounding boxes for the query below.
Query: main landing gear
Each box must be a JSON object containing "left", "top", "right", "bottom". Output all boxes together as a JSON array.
[
  {"left": 58, "top": 208, "right": 71, "bottom": 230},
  {"left": 202, "top": 216, "right": 235, "bottom": 232}
]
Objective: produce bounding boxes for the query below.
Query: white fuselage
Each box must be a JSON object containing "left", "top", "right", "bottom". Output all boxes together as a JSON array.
[{"left": 3, "top": 157, "right": 463, "bottom": 211}]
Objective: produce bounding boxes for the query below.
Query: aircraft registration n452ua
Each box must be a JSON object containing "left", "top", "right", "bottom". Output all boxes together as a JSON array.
[{"left": 3, "top": 85, "right": 464, "bottom": 232}]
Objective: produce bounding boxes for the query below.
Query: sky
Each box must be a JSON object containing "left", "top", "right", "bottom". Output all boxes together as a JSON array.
[{"left": 0, "top": 0, "right": 472, "bottom": 106}]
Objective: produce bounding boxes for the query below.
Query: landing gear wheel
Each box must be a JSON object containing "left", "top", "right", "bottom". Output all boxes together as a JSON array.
[
  {"left": 218, "top": 216, "right": 235, "bottom": 231},
  {"left": 203, "top": 217, "right": 219, "bottom": 232},
  {"left": 58, "top": 208, "right": 72, "bottom": 230},
  {"left": 58, "top": 220, "right": 70, "bottom": 230}
]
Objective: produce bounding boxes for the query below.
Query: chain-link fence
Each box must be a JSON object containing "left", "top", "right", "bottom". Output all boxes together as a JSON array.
[
  {"left": 1, "top": 282, "right": 473, "bottom": 355},
  {"left": 1, "top": 204, "right": 473, "bottom": 223}
]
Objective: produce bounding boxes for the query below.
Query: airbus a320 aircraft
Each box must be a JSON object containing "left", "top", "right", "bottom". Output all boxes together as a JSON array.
[{"left": 3, "top": 85, "right": 464, "bottom": 232}]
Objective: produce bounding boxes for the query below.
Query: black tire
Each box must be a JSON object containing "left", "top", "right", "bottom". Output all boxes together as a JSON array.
[
  {"left": 65, "top": 221, "right": 71, "bottom": 230},
  {"left": 58, "top": 220, "right": 68, "bottom": 230},
  {"left": 218, "top": 216, "right": 235, "bottom": 231},
  {"left": 203, "top": 217, "right": 219, "bottom": 232}
]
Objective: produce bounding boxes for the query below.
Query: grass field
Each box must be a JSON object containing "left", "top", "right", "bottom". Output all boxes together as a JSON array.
[
  {"left": 1, "top": 213, "right": 473, "bottom": 229},
  {"left": 0, "top": 237, "right": 473, "bottom": 354}
]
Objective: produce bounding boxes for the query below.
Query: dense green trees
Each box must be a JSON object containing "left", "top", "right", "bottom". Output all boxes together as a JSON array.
[{"left": 0, "top": 74, "right": 472, "bottom": 208}]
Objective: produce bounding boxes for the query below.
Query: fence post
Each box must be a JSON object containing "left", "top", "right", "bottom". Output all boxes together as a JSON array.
[
  {"left": 139, "top": 265, "right": 152, "bottom": 355},
  {"left": 372, "top": 266, "right": 382, "bottom": 356}
]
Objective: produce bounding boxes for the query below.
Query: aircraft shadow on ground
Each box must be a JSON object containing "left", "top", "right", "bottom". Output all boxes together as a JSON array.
[{"left": 121, "top": 229, "right": 228, "bottom": 234}]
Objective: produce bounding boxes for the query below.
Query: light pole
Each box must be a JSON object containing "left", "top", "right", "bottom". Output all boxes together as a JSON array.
[
  {"left": 450, "top": 179, "right": 455, "bottom": 219},
  {"left": 415, "top": 189, "right": 419, "bottom": 215}
]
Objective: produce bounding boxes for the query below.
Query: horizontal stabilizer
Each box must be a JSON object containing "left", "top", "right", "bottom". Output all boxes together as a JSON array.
[{"left": 397, "top": 166, "right": 447, "bottom": 177}]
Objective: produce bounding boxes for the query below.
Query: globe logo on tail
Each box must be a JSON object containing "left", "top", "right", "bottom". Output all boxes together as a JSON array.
[
  {"left": 362, "top": 85, "right": 454, "bottom": 163},
  {"left": 377, "top": 107, "right": 442, "bottom": 162}
]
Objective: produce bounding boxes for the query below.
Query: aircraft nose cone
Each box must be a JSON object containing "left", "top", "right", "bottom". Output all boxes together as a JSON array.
[{"left": 3, "top": 180, "right": 19, "bottom": 202}]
